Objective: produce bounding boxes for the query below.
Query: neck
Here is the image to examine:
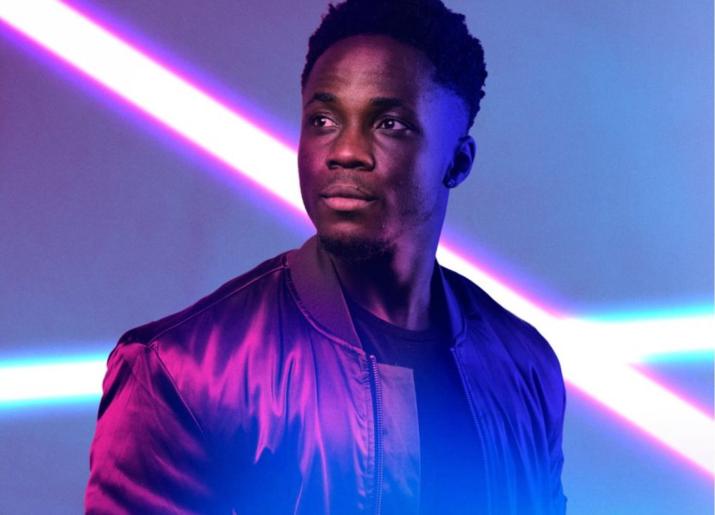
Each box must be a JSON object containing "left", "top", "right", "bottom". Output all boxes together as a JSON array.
[{"left": 329, "top": 233, "right": 440, "bottom": 331}]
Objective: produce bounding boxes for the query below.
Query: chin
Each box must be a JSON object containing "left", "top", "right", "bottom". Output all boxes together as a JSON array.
[{"left": 318, "top": 231, "right": 391, "bottom": 263}]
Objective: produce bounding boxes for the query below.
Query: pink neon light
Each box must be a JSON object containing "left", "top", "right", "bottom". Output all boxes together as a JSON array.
[
  {"left": 0, "top": 0, "right": 303, "bottom": 213},
  {"left": 633, "top": 364, "right": 714, "bottom": 418},
  {"left": 564, "top": 359, "right": 714, "bottom": 475},
  {"left": 0, "top": 0, "right": 712, "bottom": 476}
]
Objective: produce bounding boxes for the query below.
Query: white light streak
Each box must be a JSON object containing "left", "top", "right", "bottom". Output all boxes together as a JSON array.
[
  {"left": 0, "top": 0, "right": 302, "bottom": 209},
  {"left": 0, "top": 358, "right": 105, "bottom": 405}
]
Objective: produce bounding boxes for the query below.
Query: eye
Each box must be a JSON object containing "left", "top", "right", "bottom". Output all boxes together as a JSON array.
[
  {"left": 375, "top": 118, "right": 410, "bottom": 131},
  {"left": 310, "top": 115, "right": 338, "bottom": 128}
]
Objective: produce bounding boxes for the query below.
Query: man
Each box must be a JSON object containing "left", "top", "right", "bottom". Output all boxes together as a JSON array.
[{"left": 86, "top": 0, "right": 567, "bottom": 513}]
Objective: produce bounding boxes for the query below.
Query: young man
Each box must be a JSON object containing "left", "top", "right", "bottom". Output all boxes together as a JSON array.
[{"left": 86, "top": 1, "right": 566, "bottom": 513}]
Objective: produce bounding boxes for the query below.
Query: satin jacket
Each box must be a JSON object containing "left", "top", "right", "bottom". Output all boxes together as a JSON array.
[{"left": 85, "top": 236, "right": 567, "bottom": 514}]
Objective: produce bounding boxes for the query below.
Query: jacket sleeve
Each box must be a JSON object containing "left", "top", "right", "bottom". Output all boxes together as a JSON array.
[
  {"left": 547, "top": 362, "right": 567, "bottom": 515},
  {"left": 85, "top": 342, "right": 230, "bottom": 514}
]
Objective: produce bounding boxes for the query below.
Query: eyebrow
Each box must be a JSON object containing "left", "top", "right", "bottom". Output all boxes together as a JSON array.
[
  {"left": 369, "top": 97, "right": 418, "bottom": 121},
  {"left": 304, "top": 92, "right": 411, "bottom": 112},
  {"left": 368, "top": 97, "right": 407, "bottom": 110},
  {"left": 304, "top": 92, "right": 336, "bottom": 108}
]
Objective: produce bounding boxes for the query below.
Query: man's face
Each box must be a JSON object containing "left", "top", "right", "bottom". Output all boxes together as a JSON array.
[{"left": 298, "top": 35, "right": 468, "bottom": 259}]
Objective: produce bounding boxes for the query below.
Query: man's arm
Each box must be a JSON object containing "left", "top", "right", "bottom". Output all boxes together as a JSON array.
[
  {"left": 85, "top": 342, "right": 229, "bottom": 513},
  {"left": 548, "top": 378, "right": 568, "bottom": 514}
]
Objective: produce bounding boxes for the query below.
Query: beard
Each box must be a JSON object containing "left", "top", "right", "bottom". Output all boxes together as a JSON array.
[{"left": 318, "top": 232, "right": 392, "bottom": 263}]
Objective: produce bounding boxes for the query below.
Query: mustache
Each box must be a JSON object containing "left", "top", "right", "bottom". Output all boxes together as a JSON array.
[{"left": 319, "top": 176, "right": 377, "bottom": 200}]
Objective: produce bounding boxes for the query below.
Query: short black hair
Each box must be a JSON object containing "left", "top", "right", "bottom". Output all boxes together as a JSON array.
[{"left": 302, "top": 0, "right": 487, "bottom": 129}]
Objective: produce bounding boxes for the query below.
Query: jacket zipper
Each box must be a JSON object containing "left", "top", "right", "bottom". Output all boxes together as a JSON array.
[{"left": 367, "top": 354, "right": 384, "bottom": 514}]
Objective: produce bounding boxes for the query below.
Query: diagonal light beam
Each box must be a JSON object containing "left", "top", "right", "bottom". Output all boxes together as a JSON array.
[
  {"left": 0, "top": 0, "right": 302, "bottom": 211},
  {"left": 558, "top": 350, "right": 713, "bottom": 474},
  {"left": 1, "top": 0, "right": 713, "bottom": 475},
  {"left": 439, "top": 247, "right": 715, "bottom": 476}
]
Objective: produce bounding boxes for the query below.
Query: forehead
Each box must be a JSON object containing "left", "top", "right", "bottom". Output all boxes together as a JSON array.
[{"left": 303, "top": 34, "right": 437, "bottom": 102}]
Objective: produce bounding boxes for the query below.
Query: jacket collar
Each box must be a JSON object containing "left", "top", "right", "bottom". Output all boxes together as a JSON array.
[{"left": 287, "top": 235, "right": 467, "bottom": 350}]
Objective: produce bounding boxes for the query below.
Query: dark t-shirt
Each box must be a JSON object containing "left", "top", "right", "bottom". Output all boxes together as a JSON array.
[{"left": 346, "top": 296, "right": 485, "bottom": 514}]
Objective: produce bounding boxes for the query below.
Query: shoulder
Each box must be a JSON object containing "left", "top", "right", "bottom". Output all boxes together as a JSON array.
[
  {"left": 442, "top": 266, "right": 563, "bottom": 383},
  {"left": 117, "top": 252, "right": 289, "bottom": 348},
  {"left": 443, "top": 266, "right": 566, "bottom": 426}
]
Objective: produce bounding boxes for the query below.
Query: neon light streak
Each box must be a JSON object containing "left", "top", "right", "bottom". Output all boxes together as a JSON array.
[
  {"left": 440, "top": 246, "right": 715, "bottom": 476},
  {"left": 550, "top": 315, "right": 715, "bottom": 363},
  {"left": 566, "top": 358, "right": 713, "bottom": 474},
  {"left": 0, "top": 356, "right": 105, "bottom": 408},
  {"left": 1, "top": 0, "right": 713, "bottom": 475},
  {"left": 0, "top": 0, "right": 302, "bottom": 211}
]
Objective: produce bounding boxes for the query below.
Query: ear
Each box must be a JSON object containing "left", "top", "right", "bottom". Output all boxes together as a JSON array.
[{"left": 443, "top": 135, "right": 476, "bottom": 189}]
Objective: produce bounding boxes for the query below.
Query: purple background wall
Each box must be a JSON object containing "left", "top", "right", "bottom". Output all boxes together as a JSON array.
[{"left": 1, "top": 0, "right": 712, "bottom": 513}]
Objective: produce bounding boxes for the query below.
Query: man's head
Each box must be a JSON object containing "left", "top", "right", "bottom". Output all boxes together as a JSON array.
[
  {"left": 298, "top": 0, "right": 487, "bottom": 261},
  {"left": 302, "top": 0, "right": 487, "bottom": 130}
]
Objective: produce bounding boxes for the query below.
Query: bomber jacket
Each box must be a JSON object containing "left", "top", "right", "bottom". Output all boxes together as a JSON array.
[{"left": 85, "top": 236, "right": 567, "bottom": 514}]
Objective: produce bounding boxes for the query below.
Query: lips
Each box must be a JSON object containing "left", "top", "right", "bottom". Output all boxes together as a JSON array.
[{"left": 320, "top": 183, "right": 376, "bottom": 211}]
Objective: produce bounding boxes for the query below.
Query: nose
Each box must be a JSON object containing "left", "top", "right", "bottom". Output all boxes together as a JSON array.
[{"left": 326, "top": 125, "right": 375, "bottom": 171}]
